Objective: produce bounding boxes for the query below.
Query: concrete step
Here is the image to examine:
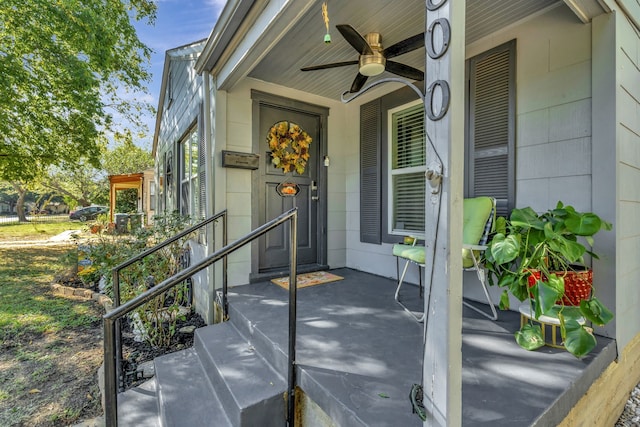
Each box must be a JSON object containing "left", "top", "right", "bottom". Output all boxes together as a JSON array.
[
  {"left": 194, "top": 323, "right": 287, "bottom": 427},
  {"left": 117, "top": 378, "right": 160, "bottom": 427},
  {"left": 227, "top": 299, "right": 289, "bottom": 375},
  {"left": 154, "top": 348, "right": 232, "bottom": 427}
]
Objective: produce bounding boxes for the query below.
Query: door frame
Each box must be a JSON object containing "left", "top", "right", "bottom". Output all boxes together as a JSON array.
[{"left": 250, "top": 89, "right": 329, "bottom": 281}]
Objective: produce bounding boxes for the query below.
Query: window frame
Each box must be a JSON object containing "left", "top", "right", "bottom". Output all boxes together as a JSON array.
[
  {"left": 387, "top": 99, "right": 426, "bottom": 238},
  {"left": 178, "top": 125, "right": 199, "bottom": 218}
]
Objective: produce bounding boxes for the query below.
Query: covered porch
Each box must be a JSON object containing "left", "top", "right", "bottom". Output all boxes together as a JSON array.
[
  {"left": 228, "top": 268, "right": 615, "bottom": 426},
  {"left": 118, "top": 267, "right": 616, "bottom": 425}
]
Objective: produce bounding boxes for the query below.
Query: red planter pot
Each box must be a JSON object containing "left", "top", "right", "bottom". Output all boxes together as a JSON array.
[{"left": 527, "top": 269, "right": 592, "bottom": 306}]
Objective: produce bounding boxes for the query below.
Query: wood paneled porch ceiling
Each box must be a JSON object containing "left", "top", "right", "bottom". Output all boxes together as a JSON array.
[{"left": 248, "top": 0, "right": 563, "bottom": 100}]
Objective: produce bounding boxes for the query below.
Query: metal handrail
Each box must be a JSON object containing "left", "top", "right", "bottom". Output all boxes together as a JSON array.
[
  {"left": 110, "top": 210, "right": 227, "bottom": 390},
  {"left": 111, "top": 209, "right": 228, "bottom": 310},
  {"left": 103, "top": 208, "right": 298, "bottom": 426}
]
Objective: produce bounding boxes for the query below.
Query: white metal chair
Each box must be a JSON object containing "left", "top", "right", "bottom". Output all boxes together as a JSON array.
[{"left": 392, "top": 196, "right": 498, "bottom": 322}]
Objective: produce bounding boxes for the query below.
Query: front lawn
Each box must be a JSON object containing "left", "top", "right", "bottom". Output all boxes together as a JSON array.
[
  {"left": 0, "top": 244, "right": 103, "bottom": 426},
  {"left": 0, "top": 221, "right": 82, "bottom": 241}
]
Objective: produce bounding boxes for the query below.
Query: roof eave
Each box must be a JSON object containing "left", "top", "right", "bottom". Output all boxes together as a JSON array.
[{"left": 194, "top": 0, "right": 258, "bottom": 74}]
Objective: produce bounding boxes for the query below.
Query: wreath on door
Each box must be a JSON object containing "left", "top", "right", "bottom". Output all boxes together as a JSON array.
[{"left": 267, "top": 121, "right": 312, "bottom": 174}]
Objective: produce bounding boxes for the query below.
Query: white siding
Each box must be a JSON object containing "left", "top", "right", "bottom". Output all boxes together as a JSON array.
[
  {"left": 155, "top": 48, "right": 207, "bottom": 319},
  {"left": 615, "top": 10, "right": 640, "bottom": 350},
  {"left": 157, "top": 56, "right": 205, "bottom": 213}
]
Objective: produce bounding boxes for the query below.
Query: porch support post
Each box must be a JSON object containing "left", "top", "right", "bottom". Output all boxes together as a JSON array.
[
  {"left": 422, "top": 1, "right": 465, "bottom": 426},
  {"left": 203, "top": 71, "right": 217, "bottom": 325}
]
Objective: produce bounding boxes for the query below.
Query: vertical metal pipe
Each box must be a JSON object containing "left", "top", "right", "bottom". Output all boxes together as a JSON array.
[
  {"left": 103, "top": 318, "right": 117, "bottom": 427},
  {"left": 112, "top": 269, "right": 123, "bottom": 391},
  {"left": 222, "top": 210, "right": 228, "bottom": 320},
  {"left": 287, "top": 210, "right": 298, "bottom": 426}
]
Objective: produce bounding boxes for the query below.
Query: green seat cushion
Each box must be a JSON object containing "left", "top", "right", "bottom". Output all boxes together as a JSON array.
[
  {"left": 393, "top": 244, "right": 426, "bottom": 264},
  {"left": 462, "top": 197, "right": 493, "bottom": 268}
]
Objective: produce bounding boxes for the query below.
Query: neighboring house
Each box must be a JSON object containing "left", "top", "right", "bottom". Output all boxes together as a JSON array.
[
  {"left": 107, "top": 168, "right": 156, "bottom": 224},
  {"left": 153, "top": 1, "right": 640, "bottom": 425},
  {"left": 0, "top": 201, "right": 12, "bottom": 214}
]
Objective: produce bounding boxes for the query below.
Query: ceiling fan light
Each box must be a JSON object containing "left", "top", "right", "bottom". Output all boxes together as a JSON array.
[
  {"left": 359, "top": 62, "right": 385, "bottom": 76},
  {"left": 359, "top": 54, "right": 386, "bottom": 76}
]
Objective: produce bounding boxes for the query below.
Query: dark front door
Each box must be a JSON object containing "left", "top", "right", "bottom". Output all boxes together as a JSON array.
[{"left": 257, "top": 103, "right": 323, "bottom": 272}]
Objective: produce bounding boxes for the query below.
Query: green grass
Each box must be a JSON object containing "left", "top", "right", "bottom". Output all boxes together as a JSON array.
[
  {"left": 0, "top": 244, "right": 104, "bottom": 426},
  {"left": 0, "top": 246, "right": 100, "bottom": 342},
  {"left": 0, "top": 221, "right": 83, "bottom": 241}
]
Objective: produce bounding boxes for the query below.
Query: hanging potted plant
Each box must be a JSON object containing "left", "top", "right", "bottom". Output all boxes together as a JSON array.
[{"left": 485, "top": 201, "right": 613, "bottom": 358}]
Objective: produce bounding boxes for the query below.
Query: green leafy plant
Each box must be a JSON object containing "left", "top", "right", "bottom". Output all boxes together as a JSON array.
[
  {"left": 81, "top": 212, "right": 195, "bottom": 347},
  {"left": 485, "top": 201, "right": 613, "bottom": 358}
]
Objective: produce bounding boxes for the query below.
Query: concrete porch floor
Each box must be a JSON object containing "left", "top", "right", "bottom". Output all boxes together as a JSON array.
[{"left": 227, "top": 267, "right": 616, "bottom": 426}]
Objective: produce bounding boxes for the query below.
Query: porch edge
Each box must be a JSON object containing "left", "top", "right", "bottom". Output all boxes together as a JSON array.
[{"left": 559, "top": 333, "right": 640, "bottom": 426}]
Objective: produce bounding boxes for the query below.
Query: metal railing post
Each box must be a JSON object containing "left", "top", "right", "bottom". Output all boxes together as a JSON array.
[
  {"left": 104, "top": 317, "right": 118, "bottom": 426},
  {"left": 111, "top": 270, "right": 123, "bottom": 391},
  {"left": 287, "top": 211, "right": 298, "bottom": 426},
  {"left": 222, "top": 210, "right": 228, "bottom": 320}
]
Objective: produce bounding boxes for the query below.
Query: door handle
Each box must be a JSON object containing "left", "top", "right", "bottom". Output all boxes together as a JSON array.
[{"left": 311, "top": 180, "right": 319, "bottom": 201}]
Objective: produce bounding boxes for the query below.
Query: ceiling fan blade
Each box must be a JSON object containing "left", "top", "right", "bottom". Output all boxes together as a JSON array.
[
  {"left": 383, "top": 33, "right": 425, "bottom": 58},
  {"left": 301, "top": 60, "right": 359, "bottom": 72},
  {"left": 350, "top": 73, "right": 368, "bottom": 93},
  {"left": 336, "top": 24, "right": 373, "bottom": 55},
  {"left": 386, "top": 61, "right": 424, "bottom": 81}
]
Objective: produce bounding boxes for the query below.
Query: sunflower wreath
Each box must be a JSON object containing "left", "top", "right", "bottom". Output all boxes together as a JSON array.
[{"left": 267, "top": 121, "right": 312, "bottom": 174}]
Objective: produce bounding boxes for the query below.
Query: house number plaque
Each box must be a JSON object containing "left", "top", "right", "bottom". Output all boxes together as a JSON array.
[{"left": 221, "top": 150, "right": 259, "bottom": 170}]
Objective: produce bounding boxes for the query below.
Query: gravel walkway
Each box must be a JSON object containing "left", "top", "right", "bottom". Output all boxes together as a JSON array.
[{"left": 616, "top": 382, "right": 640, "bottom": 426}]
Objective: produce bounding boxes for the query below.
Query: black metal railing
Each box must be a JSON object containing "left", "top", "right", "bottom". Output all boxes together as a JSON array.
[
  {"left": 110, "top": 210, "right": 228, "bottom": 391},
  {"left": 103, "top": 208, "right": 299, "bottom": 426}
]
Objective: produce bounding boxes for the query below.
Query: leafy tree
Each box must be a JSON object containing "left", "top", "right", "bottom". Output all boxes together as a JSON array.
[
  {"left": 7, "top": 181, "right": 31, "bottom": 221},
  {"left": 0, "top": 0, "right": 157, "bottom": 183},
  {"left": 103, "top": 135, "right": 154, "bottom": 175},
  {"left": 40, "top": 137, "right": 153, "bottom": 214},
  {"left": 44, "top": 161, "right": 106, "bottom": 209}
]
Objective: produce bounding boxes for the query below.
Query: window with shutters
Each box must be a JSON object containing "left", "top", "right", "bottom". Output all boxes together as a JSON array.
[
  {"left": 388, "top": 100, "right": 425, "bottom": 236},
  {"left": 179, "top": 126, "right": 199, "bottom": 217},
  {"left": 358, "top": 39, "right": 515, "bottom": 244},
  {"left": 466, "top": 40, "right": 515, "bottom": 217}
]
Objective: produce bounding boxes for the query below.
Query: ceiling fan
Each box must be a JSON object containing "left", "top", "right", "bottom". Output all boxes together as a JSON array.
[{"left": 301, "top": 24, "right": 425, "bottom": 93}]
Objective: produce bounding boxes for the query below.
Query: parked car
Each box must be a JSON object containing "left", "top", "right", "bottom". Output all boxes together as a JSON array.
[{"left": 69, "top": 206, "right": 108, "bottom": 221}]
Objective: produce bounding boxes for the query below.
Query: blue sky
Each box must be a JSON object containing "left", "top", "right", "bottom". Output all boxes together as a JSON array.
[{"left": 131, "top": 0, "right": 224, "bottom": 147}]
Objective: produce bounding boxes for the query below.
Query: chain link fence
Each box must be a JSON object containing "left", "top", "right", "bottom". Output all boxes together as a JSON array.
[{"left": 0, "top": 214, "right": 71, "bottom": 224}]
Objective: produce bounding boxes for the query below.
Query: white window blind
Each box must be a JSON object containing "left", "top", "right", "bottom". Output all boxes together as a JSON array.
[{"left": 389, "top": 102, "right": 425, "bottom": 235}]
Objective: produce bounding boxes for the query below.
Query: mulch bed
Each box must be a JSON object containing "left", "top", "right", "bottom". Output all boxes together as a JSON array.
[
  {"left": 120, "top": 311, "right": 206, "bottom": 388},
  {"left": 57, "top": 269, "right": 207, "bottom": 390}
]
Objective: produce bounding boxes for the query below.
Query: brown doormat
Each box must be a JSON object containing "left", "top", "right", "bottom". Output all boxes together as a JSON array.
[{"left": 270, "top": 271, "right": 344, "bottom": 289}]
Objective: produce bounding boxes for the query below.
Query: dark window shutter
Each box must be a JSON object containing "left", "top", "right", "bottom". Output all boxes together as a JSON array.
[
  {"left": 468, "top": 40, "right": 515, "bottom": 218},
  {"left": 360, "top": 100, "right": 381, "bottom": 244}
]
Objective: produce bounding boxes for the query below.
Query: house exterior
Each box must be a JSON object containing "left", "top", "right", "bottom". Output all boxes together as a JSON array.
[
  {"left": 153, "top": 1, "right": 640, "bottom": 425},
  {"left": 107, "top": 168, "right": 156, "bottom": 224}
]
